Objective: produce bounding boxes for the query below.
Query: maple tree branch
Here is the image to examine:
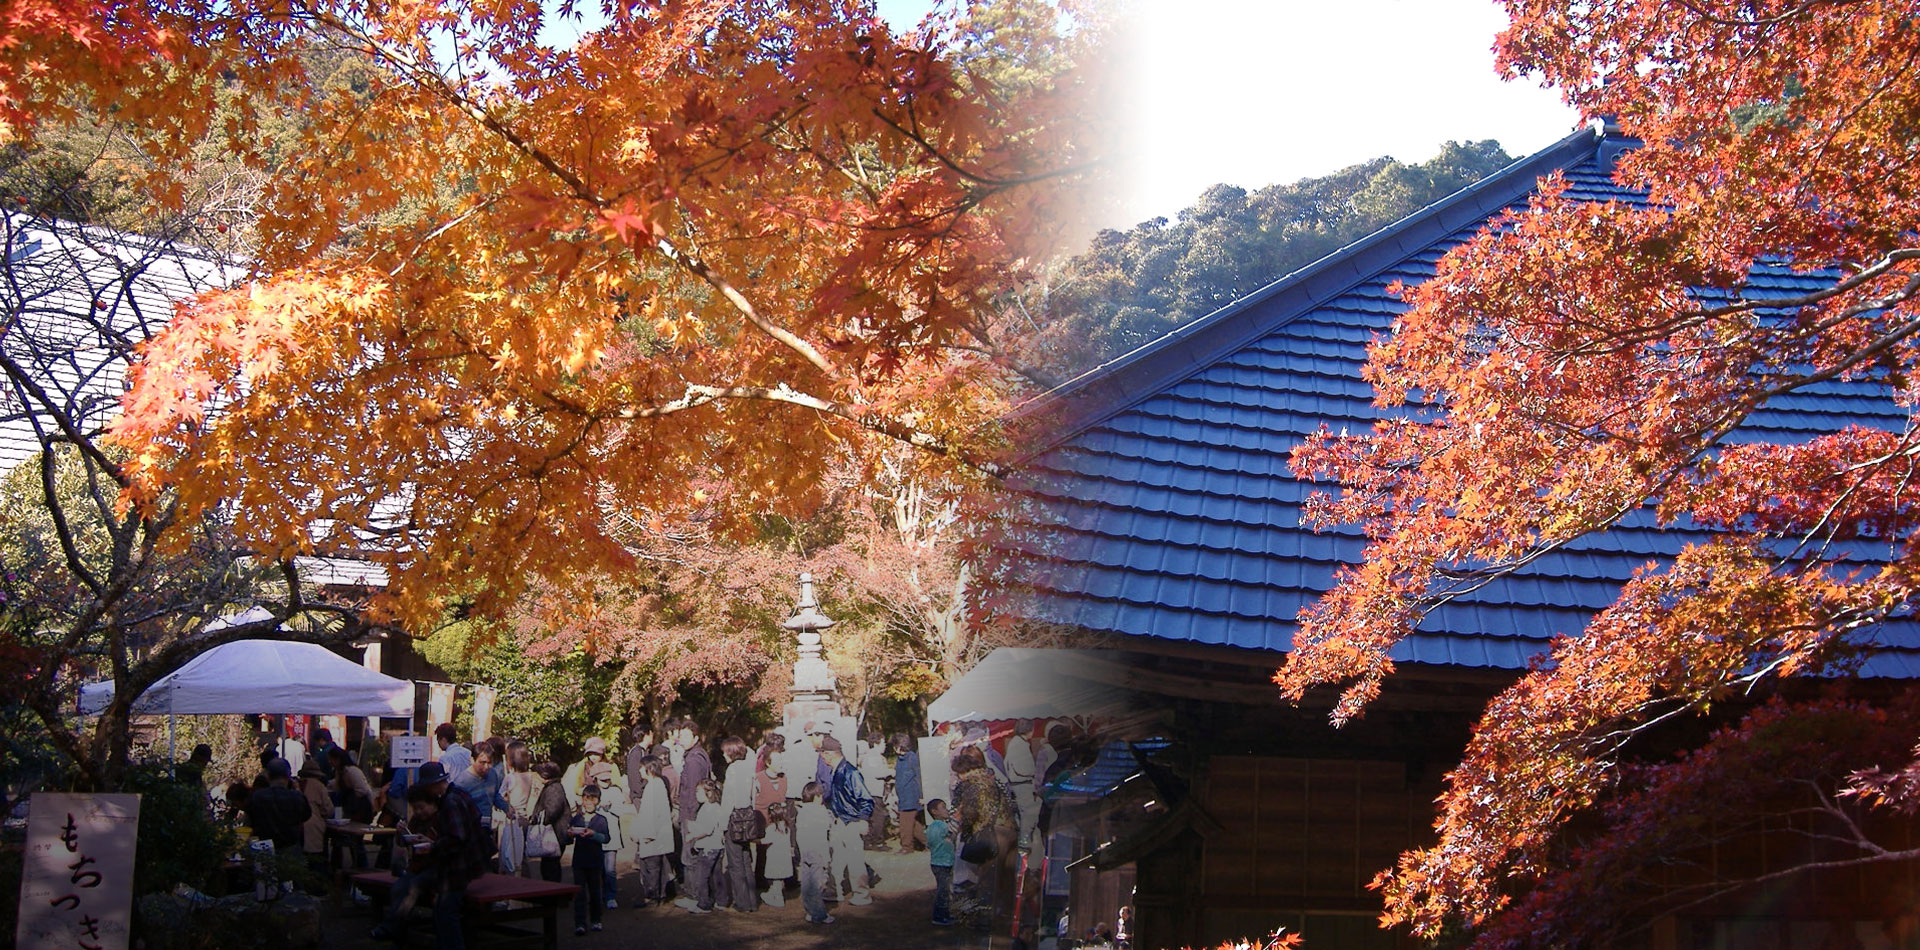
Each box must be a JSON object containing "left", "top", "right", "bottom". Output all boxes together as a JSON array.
[
  {"left": 614, "top": 383, "right": 1005, "bottom": 478},
  {"left": 1776, "top": 428, "right": 1920, "bottom": 565},
  {"left": 643, "top": 238, "right": 842, "bottom": 380},
  {"left": 120, "top": 607, "right": 366, "bottom": 701},
  {"left": 1542, "top": 248, "right": 1920, "bottom": 364},
  {"left": 1425, "top": 464, "right": 1691, "bottom": 599},
  {"left": 870, "top": 106, "right": 1096, "bottom": 190},
  {"left": 1794, "top": 778, "right": 1883, "bottom": 852},
  {"left": 0, "top": 346, "right": 128, "bottom": 484},
  {"left": 1665, "top": 0, "right": 1859, "bottom": 28},
  {"left": 387, "top": 197, "right": 499, "bottom": 278},
  {"left": 298, "top": 5, "right": 845, "bottom": 383},
  {"left": 1656, "top": 844, "right": 1920, "bottom": 920},
  {"left": 37, "top": 445, "right": 103, "bottom": 595}
]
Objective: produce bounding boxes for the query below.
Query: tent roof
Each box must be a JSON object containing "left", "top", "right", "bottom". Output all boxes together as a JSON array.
[
  {"left": 79, "top": 623, "right": 413, "bottom": 718},
  {"left": 928, "top": 648, "right": 1143, "bottom": 724}
]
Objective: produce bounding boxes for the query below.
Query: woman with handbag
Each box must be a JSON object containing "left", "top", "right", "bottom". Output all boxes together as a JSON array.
[
  {"left": 718, "top": 736, "right": 760, "bottom": 912},
  {"left": 499, "top": 741, "right": 538, "bottom": 877},
  {"left": 952, "top": 746, "right": 1020, "bottom": 927},
  {"left": 529, "top": 761, "right": 571, "bottom": 882}
]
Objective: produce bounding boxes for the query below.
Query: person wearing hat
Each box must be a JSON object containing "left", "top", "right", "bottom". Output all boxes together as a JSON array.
[
  {"left": 297, "top": 761, "right": 335, "bottom": 871},
  {"left": 805, "top": 720, "right": 836, "bottom": 789},
  {"left": 820, "top": 736, "right": 875, "bottom": 906},
  {"left": 565, "top": 737, "right": 627, "bottom": 907},
  {"left": 373, "top": 760, "right": 487, "bottom": 948},
  {"left": 243, "top": 758, "right": 311, "bottom": 853}
]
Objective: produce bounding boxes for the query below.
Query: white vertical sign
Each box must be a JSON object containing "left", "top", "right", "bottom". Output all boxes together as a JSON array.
[
  {"left": 15, "top": 793, "right": 140, "bottom": 950},
  {"left": 470, "top": 685, "right": 497, "bottom": 740},
  {"left": 426, "top": 682, "right": 455, "bottom": 759}
]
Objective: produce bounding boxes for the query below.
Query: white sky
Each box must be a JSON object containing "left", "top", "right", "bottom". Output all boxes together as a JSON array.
[
  {"left": 880, "top": 0, "right": 1583, "bottom": 229},
  {"left": 545, "top": 0, "right": 1582, "bottom": 231}
]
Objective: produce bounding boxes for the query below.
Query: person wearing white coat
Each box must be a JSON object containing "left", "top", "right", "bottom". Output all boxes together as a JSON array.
[{"left": 634, "top": 758, "right": 676, "bottom": 906}]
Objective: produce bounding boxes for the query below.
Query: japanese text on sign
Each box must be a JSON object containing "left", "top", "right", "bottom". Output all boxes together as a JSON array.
[{"left": 15, "top": 793, "right": 139, "bottom": 950}]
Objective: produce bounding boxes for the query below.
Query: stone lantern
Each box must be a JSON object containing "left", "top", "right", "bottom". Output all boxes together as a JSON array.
[{"left": 781, "top": 572, "right": 841, "bottom": 728}]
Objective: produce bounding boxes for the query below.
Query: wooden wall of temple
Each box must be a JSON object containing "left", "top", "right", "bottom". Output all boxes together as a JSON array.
[{"left": 1137, "top": 754, "right": 1443, "bottom": 950}]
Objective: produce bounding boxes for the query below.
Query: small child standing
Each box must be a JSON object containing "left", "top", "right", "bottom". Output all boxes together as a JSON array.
[
  {"left": 569, "top": 785, "right": 612, "bottom": 936},
  {"left": 926, "top": 798, "right": 957, "bottom": 926},
  {"left": 760, "top": 801, "right": 795, "bottom": 907},
  {"left": 683, "top": 778, "right": 724, "bottom": 914},
  {"left": 795, "top": 781, "right": 834, "bottom": 924}
]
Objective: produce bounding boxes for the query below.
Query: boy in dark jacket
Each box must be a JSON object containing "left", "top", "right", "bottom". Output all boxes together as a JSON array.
[{"left": 569, "top": 785, "right": 612, "bottom": 935}]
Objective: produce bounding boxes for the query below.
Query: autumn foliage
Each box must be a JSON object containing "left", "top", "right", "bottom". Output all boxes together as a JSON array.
[
  {"left": 1283, "top": 0, "right": 1920, "bottom": 942},
  {"left": 0, "top": 0, "right": 1105, "bottom": 634}
]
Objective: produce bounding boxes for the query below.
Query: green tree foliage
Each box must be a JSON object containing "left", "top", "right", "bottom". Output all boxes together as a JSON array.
[
  {"left": 418, "top": 618, "right": 617, "bottom": 761},
  {"left": 1046, "top": 140, "right": 1514, "bottom": 372}
]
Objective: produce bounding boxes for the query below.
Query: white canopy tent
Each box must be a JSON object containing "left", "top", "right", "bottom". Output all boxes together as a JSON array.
[
  {"left": 79, "top": 608, "right": 414, "bottom": 718},
  {"left": 927, "top": 647, "right": 1143, "bottom": 724}
]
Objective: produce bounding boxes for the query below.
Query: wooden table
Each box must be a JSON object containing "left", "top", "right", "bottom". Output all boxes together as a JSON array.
[
  {"left": 352, "top": 870, "right": 579, "bottom": 950},
  {"left": 323, "top": 820, "right": 397, "bottom": 909}
]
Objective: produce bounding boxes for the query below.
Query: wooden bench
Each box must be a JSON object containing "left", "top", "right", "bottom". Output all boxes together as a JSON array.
[
  {"left": 323, "top": 820, "right": 397, "bottom": 909},
  {"left": 352, "top": 870, "right": 579, "bottom": 950}
]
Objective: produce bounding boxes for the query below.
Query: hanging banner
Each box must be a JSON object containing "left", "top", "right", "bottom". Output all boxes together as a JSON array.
[
  {"left": 470, "top": 685, "right": 497, "bottom": 741},
  {"left": 362, "top": 643, "right": 386, "bottom": 745},
  {"left": 426, "top": 682, "right": 455, "bottom": 760},
  {"left": 284, "top": 714, "right": 310, "bottom": 746},
  {"left": 15, "top": 793, "right": 141, "bottom": 950},
  {"left": 275, "top": 715, "right": 309, "bottom": 774},
  {"left": 360, "top": 642, "right": 386, "bottom": 742}
]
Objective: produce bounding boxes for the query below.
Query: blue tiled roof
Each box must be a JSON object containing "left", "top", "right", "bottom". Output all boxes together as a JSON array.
[
  {"left": 1051, "top": 739, "right": 1175, "bottom": 797},
  {"left": 1002, "top": 127, "right": 1920, "bottom": 674}
]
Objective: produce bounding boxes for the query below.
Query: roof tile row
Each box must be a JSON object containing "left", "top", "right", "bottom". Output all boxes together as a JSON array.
[{"left": 1004, "top": 129, "right": 1920, "bottom": 678}]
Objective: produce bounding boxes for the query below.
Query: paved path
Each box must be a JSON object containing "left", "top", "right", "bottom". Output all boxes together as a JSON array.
[{"left": 326, "top": 849, "right": 995, "bottom": 950}]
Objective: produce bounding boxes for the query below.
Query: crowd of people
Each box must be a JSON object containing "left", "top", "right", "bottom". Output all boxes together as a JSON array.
[{"left": 192, "top": 715, "right": 1088, "bottom": 947}]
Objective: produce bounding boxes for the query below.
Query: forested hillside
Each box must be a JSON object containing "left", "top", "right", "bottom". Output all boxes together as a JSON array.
[{"left": 1023, "top": 140, "right": 1514, "bottom": 381}]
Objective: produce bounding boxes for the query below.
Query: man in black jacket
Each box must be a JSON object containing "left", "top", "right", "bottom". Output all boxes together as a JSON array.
[
  {"left": 373, "top": 761, "right": 487, "bottom": 949},
  {"left": 244, "top": 758, "right": 310, "bottom": 852}
]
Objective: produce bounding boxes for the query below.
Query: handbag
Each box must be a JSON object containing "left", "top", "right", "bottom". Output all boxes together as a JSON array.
[
  {"left": 525, "top": 821, "right": 561, "bottom": 859},
  {"left": 498, "top": 818, "right": 526, "bottom": 874},
  {"left": 959, "top": 829, "right": 998, "bottom": 864},
  {"left": 726, "top": 806, "right": 766, "bottom": 845}
]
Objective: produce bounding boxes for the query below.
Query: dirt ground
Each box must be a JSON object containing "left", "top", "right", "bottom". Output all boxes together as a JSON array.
[{"left": 325, "top": 849, "right": 1000, "bottom": 950}]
